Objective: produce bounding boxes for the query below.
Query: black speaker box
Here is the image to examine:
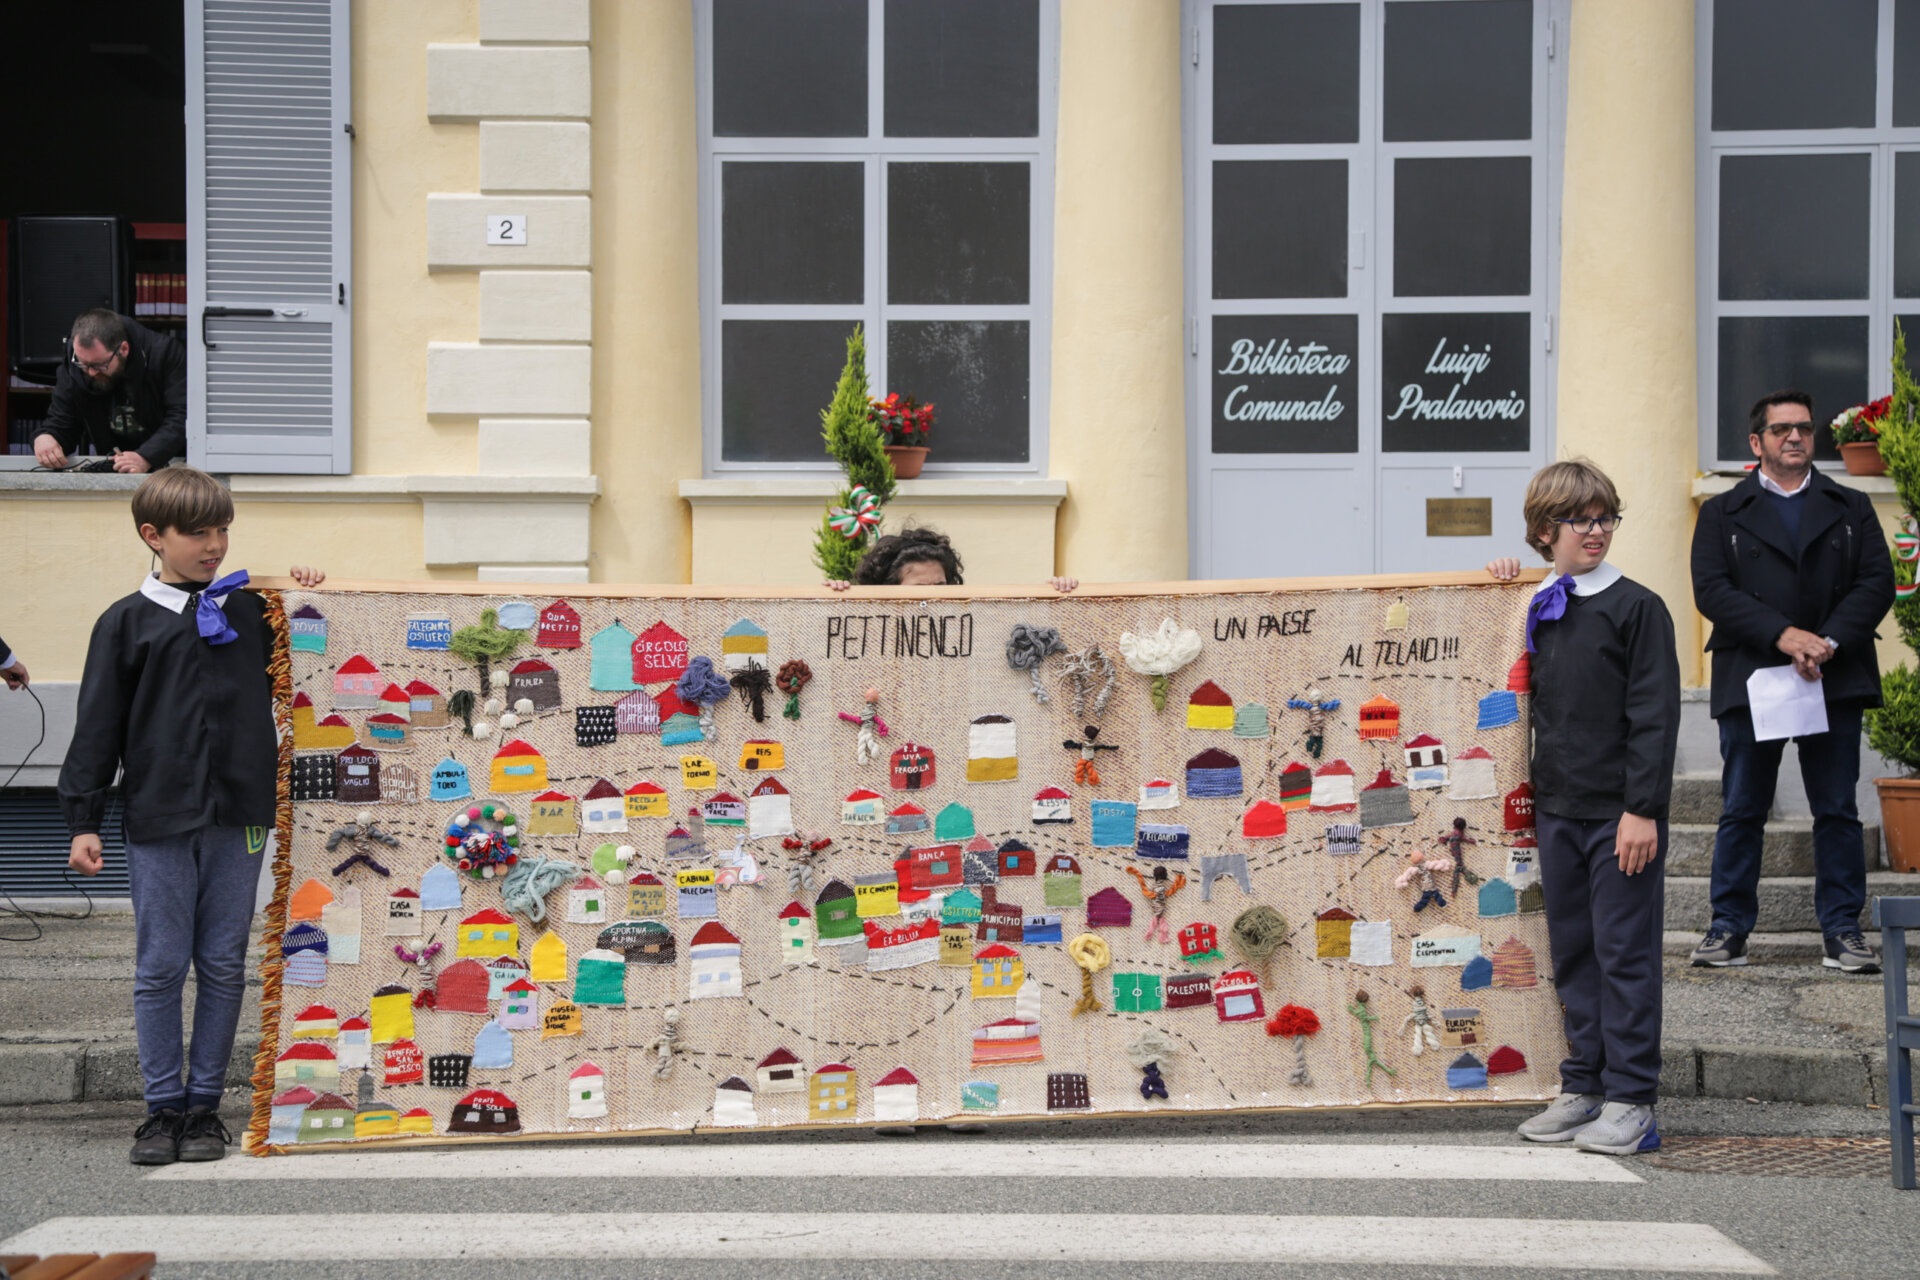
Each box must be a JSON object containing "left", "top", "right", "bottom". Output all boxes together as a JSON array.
[{"left": 8, "top": 216, "right": 134, "bottom": 375}]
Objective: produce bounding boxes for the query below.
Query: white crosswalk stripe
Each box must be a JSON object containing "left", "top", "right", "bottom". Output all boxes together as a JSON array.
[
  {"left": 0, "top": 1211, "right": 1774, "bottom": 1272},
  {"left": 144, "top": 1139, "right": 1643, "bottom": 1183}
]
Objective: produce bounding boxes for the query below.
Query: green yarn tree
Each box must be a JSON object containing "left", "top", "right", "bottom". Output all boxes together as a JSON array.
[
  {"left": 449, "top": 607, "right": 523, "bottom": 700},
  {"left": 1864, "top": 321, "right": 1920, "bottom": 771},
  {"left": 811, "top": 325, "right": 897, "bottom": 580}
]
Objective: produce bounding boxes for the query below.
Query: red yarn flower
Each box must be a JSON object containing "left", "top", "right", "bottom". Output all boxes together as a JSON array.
[{"left": 1266, "top": 1003, "right": 1321, "bottom": 1038}]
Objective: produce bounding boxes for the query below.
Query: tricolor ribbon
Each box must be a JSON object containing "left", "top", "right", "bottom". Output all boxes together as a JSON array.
[{"left": 828, "top": 486, "right": 883, "bottom": 540}]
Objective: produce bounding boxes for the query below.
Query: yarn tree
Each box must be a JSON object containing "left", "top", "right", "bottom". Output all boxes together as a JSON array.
[
  {"left": 449, "top": 608, "right": 523, "bottom": 700},
  {"left": 1266, "top": 1003, "right": 1321, "bottom": 1086},
  {"left": 811, "top": 325, "right": 897, "bottom": 580},
  {"left": 1866, "top": 321, "right": 1920, "bottom": 771}
]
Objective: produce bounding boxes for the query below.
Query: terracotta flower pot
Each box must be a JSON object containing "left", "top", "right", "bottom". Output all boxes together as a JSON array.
[
  {"left": 1840, "top": 441, "right": 1887, "bottom": 476},
  {"left": 1873, "top": 776, "right": 1920, "bottom": 872},
  {"left": 885, "top": 445, "right": 929, "bottom": 479}
]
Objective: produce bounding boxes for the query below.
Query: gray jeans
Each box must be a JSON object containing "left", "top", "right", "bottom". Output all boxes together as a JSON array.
[{"left": 126, "top": 825, "right": 262, "bottom": 1111}]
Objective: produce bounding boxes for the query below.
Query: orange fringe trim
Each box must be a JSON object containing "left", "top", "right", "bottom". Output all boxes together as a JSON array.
[{"left": 245, "top": 589, "right": 296, "bottom": 1156}]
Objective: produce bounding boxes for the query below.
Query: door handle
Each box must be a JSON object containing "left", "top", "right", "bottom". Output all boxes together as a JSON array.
[{"left": 201, "top": 305, "right": 275, "bottom": 350}]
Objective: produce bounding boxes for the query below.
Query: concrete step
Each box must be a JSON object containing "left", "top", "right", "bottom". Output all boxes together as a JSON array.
[
  {"left": 1664, "top": 871, "right": 1916, "bottom": 934},
  {"left": 1666, "top": 820, "right": 1882, "bottom": 876},
  {"left": 1669, "top": 773, "right": 1725, "bottom": 825},
  {"left": 1660, "top": 929, "right": 1879, "bottom": 960}
]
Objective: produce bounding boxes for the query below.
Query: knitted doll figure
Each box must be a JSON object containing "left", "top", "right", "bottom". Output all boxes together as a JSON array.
[
  {"left": 1439, "top": 816, "right": 1481, "bottom": 897},
  {"left": 645, "top": 1007, "right": 682, "bottom": 1079},
  {"left": 1400, "top": 984, "right": 1443, "bottom": 1057},
  {"left": 1394, "top": 847, "right": 1454, "bottom": 913},
  {"left": 838, "top": 689, "right": 889, "bottom": 765},
  {"left": 1062, "top": 725, "right": 1119, "bottom": 786},
  {"left": 1285, "top": 689, "right": 1340, "bottom": 758},
  {"left": 1125, "top": 864, "right": 1187, "bottom": 943},
  {"left": 1348, "top": 989, "right": 1396, "bottom": 1087}
]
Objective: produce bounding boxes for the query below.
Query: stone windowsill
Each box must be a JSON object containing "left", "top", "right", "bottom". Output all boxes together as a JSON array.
[
  {"left": 1691, "top": 471, "right": 1895, "bottom": 499},
  {"left": 0, "top": 472, "right": 599, "bottom": 502},
  {"left": 679, "top": 477, "right": 1069, "bottom": 507}
]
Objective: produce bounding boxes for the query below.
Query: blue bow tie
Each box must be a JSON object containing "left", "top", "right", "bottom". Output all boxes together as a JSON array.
[
  {"left": 1524, "top": 573, "right": 1577, "bottom": 654},
  {"left": 194, "top": 570, "right": 250, "bottom": 645}
]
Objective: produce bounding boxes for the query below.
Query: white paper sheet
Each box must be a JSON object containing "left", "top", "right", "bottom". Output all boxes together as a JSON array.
[{"left": 1746, "top": 664, "right": 1829, "bottom": 742}]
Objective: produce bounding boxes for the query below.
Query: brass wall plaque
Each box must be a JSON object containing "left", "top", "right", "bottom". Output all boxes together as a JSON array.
[{"left": 1426, "top": 497, "right": 1493, "bottom": 537}]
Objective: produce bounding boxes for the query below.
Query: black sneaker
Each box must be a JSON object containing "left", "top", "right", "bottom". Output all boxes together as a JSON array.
[
  {"left": 130, "top": 1108, "right": 183, "bottom": 1165},
  {"left": 1822, "top": 932, "right": 1881, "bottom": 975},
  {"left": 177, "top": 1105, "right": 233, "bottom": 1162},
  {"left": 1689, "top": 930, "right": 1748, "bottom": 967}
]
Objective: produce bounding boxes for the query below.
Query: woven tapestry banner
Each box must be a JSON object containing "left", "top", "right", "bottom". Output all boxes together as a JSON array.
[{"left": 251, "top": 575, "right": 1559, "bottom": 1152}]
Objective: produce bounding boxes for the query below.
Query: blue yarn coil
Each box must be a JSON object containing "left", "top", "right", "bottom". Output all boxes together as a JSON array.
[{"left": 500, "top": 855, "right": 583, "bottom": 925}]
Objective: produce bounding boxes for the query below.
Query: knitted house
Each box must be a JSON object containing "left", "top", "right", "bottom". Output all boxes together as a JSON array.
[
  {"left": 1179, "top": 920, "right": 1223, "bottom": 963},
  {"left": 941, "top": 924, "right": 973, "bottom": 966},
  {"left": 282, "top": 922, "right": 329, "bottom": 987},
  {"left": 1476, "top": 689, "right": 1520, "bottom": 730},
  {"left": 941, "top": 886, "right": 984, "bottom": 925},
  {"left": 1357, "top": 768, "right": 1413, "bottom": 829},
  {"left": 600, "top": 918, "right": 675, "bottom": 965},
  {"left": 472, "top": 1019, "right": 514, "bottom": 1068},
  {"left": 1233, "top": 703, "right": 1271, "bottom": 738},
  {"left": 456, "top": 908, "right": 519, "bottom": 958},
  {"left": 504, "top": 659, "right": 561, "bottom": 713},
  {"left": 429, "top": 1054, "right": 473, "bottom": 1090},
  {"left": 430, "top": 757, "right": 471, "bottom": 802},
  {"left": 527, "top": 790, "right": 576, "bottom": 836},
  {"left": 291, "top": 1003, "right": 339, "bottom": 1038},
  {"left": 572, "top": 948, "right": 627, "bottom": 1005},
  {"left": 720, "top": 618, "right": 769, "bottom": 672},
  {"left": 335, "top": 744, "right": 381, "bottom": 804},
  {"left": 738, "top": 739, "right": 785, "bottom": 772},
  {"left": 1491, "top": 936, "right": 1537, "bottom": 988},
  {"left": 369, "top": 986, "right": 415, "bottom": 1046},
  {"left": 488, "top": 740, "right": 547, "bottom": 793},
  {"left": 631, "top": 621, "right": 690, "bottom": 682},
  {"left": 1278, "top": 761, "right": 1313, "bottom": 809},
  {"left": 934, "top": 801, "right": 976, "bottom": 841},
  {"left": 448, "top": 1087, "right": 521, "bottom": 1134},
  {"left": 1314, "top": 907, "right": 1358, "bottom": 958},
  {"left": 624, "top": 780, "right": 669, "bottom": 820},
  {"left": 270, "top": 1086, "right": 316, "bottom": 1143},
  {"left": 996, "top": 838, "right": 1036, "bottom": 877},
  {"left": 290, "top": 878, "right": 334, "bottom": 922},
  {"left": 961, "top": 837, "right": 999, "bottom": 886},
  {"left": 853, "top": 873, "right": 900, "bottom": 918},
  {"left": 688, "top": 921, "right": 744, "bottom": 999},
  {"left": 966, "top": 714, "right": 1018, "bottom": 782},
  {"left": 814, "top": 880, "right": 863, "bottom": 945},
  {"left": 1186, "top": 679, "right": 1234, "bottom": 729},
  {"left": 889, "top": 742, "right": 937, "bottom": 791},
  {"left": 841, "top": 788, "right": 883, "bottom": 825},
  {"left": 1506, "top": 651, "right": 1531, "bottom": 693},
  {"left": 568, "top": 1061, "right": 607, "bottom": 1119},
  {"left": 332, "top": 654, "right": 382, "bottom": 708},
  {"left": 1046, "top": 1072, "right": 1091, "bottom": 1111},
  {"left": 614, "top": 688, "right": 661, "bottom": 734},
  {"left": 300, "top": 1092, "right": 355, "bottom": 1141},
  {"left": 778, "top": 900, "right": 814, "bottom": 964},
  {"left": 359, "top": 712, "right": 412, "bottom": 753},
  {"left": 1135, "top": 823, "right": 1191, "bottom": 861},
  {"left": 1308, "top": 759, "right": 1356, "bottom": 812},
  {"left": 337, "top": 1017, "right": 372, "bottom": 1070},
  {"left": 703, "top": 793, "right": 746, "bottom": 827},
  {"left": 808, "top": 1063, "right": 857, "bottom": 1121},
  {"left": 1164, "top": 972, "right": 1215, "bottom": 1009},
  {"left": 382, "top": 1038, "right": 424, "bottom": 1084},
  {"left": 485, "top": 954, "right": 529, "bottom": 1000},
  {"left": 1461, "top": 954, "right": 1495, "bottom": 991},
  {"left": 1212, "top": 969, "right": 1265, "bottom": 1022},
  {"left": 404, "top": 679, "right": 449, "bottom": 729},
  {"left": 1477, "top": 878, "right": 1519, "bottom": 917},
  {"left": 1403, "top": 732, "right": 1447, "bottom": 770},
  {"left": 1185, "top": 747, "right": 1243, "bottom": 798},
  {"left": 535, "top": 598, "right": 582, "bottom": 648},
  {"left": 1410, "top": 924, "right": 1484, "bottom": 968},
  {"left": 1356, "top": 694, "right": 1401, "bottom": 740},
  {"left": 756, "top": 1047, "right": 804, "bottom": 1093},
  {"left": 1449, "top": 745, "right": 1497, "bottom": 800},
  {"left": 1090, "top": 799, "right": 1138, "bottom": 847},
  {"left": 289, "top": 603, "right": 327, "bottom": 652},
  {"left": 885, "top": 802, "right": 930, "bottom": 835},
  {"left": 293, "top": 695, "right": 353, "bottom": 749},
  {"left": 377, "top": 763, "right": 419, "bottom": 804},
  {"left": 377, "top": 682, "right": 412, "bottom": 720},
  {"left": 1031, "top": 785, "right": 1073, "bottom": 824},
  {"left": 975, "top": 889, "right": 1024, "bottom": 944},
  {"left": 1022, "top": 912, "right": 1063, "bottom": 944},
  {"left": 1139, "top": 777, "right": 1179, "bottom": 809},
  {"left": 435, "top": 958, "right": 492, "bottom": 1013},
  {"left": 1487, "top": 1045, "right": 1529, "bottom": 1076},
  {"left": 747, "top": 777, "right": 794, "bottom": 839},
  {"left": 1042, "top": 854, "right": 1082, "bottom": 906},
  {"left": 1242, "top": 799, "right": 1288, "bottom": 839},
  {"left": 970, "top": 1018, "right": 1042, "bottom": 1066},
  {"left": 1504, "top": 782, "right": 1535, "bottom": 831},
  {"left": 865, "top": 917, "right": 940, "bottom": 971},
  {"left": 1446, "top": 1051, "right": 1489, "bottom": 1090},
  {"left": 713, "top": 1075, "right": 757, "bottom": 1127},
  {"left": 420, "top": 863, "right": 463, "bottom": 911},
  {"left": 274, "top": 1041, "right": 338, "bottom": 1086},
  {"left": 1085, "top": 886, "right": 1133, "bottom": 928},
  {"left": 873, "top": 1066, "right": 920, "bottom": 1123},
  {"left": 580, "top": 779, "right": 625, "bottom": 832},
  {"left": 405, "top": 612, "right": 452, "bottom": 650},
  {"left": 897, "top": 842, "right": 964, "bottom": 896},
  {"left": 971, "top": 944, "right": 1024, "bottom": 997},
  {"left": 529, "top": 929, "right": 568, "bottom": 981},
  {"left": 626, "top": 872, "right": 667, "bottom": 918}
]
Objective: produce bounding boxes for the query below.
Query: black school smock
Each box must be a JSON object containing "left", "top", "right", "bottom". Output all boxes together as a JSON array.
[
  {"left": 59, "top": 575, "right": 278, "bottom": 842},
  {"left": 1528, "top": 562, "right": 1682, "bottom": 821}
]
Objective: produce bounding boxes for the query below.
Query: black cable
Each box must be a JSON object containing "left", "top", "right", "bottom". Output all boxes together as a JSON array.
[{"left": 0, "top": 683, "right": 97, "bottom": 941}]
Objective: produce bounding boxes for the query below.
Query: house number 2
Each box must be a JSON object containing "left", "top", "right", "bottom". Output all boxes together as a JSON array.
[{"left": 487, "top": 214, "right": 528, "bottom": 246}]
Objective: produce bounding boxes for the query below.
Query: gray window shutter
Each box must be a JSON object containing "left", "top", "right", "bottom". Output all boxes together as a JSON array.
[{"left": 186, "top": 0, "right": 351, "bottom": 474}]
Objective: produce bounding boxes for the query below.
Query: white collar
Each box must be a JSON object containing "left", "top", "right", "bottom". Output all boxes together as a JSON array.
[
  {"left": 1535, "top": 560, "right": 1622, "bottom": 598},
  {"left": 140, "top": 572, "right": 231, "bottom": 616},
  {"left": 1756, "top": 467, "right": 1812, "bottom": 498}
]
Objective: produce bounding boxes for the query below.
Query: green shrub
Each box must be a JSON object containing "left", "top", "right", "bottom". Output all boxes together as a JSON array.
[
  {"left": 1865, "top": 320, "right": 1920, "bottom": 772},
  {"left": 810, "top": 326, "right": 896, "bottom": 580}
]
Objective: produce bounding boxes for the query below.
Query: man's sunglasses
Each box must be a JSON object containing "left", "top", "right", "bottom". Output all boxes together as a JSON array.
[{"left": 1761, "top": 420, "right": 1815, "bottom": 439}]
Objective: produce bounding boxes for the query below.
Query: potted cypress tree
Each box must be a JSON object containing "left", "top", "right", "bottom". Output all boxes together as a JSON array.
[
  {"left": 1864, "top": 321, "right": 1920, "bottom": 872},
  {"left": 811, "top": 326, "right": 897, "bottom": 581}
]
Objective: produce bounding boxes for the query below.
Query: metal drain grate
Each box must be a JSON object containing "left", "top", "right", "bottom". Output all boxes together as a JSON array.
[{"left": 1645, "top": 1136, "right": 1892, "bottom": 1178}]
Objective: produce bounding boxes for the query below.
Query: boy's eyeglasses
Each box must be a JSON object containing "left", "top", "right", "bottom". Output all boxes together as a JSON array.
[{"left": 1554, "top": 515, "right": 1622, "bottom": 534}]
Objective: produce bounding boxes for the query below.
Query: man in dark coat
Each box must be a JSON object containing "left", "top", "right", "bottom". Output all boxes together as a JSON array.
[
  {"left": 33, "top": 309, "right": 187, "bottom": 473},
  {"left": 1689, "top": 389, "right": 1894, "bottom": 973}
]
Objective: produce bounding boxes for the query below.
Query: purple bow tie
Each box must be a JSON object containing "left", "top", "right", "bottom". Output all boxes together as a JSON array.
[
  {"left": 194, "top": 570, "right": 250, "bottom": 645},
  {"left": 1524, "top": 574, "right": 1576, "bottom": 654}
]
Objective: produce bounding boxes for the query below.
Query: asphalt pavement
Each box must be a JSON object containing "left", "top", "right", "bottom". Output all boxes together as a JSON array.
[{"left": 1, "top": 1094, "right": 1914, "bottom": 1279}]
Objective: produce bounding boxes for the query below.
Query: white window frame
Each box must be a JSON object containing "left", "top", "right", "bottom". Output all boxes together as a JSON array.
[
  {"left": 1695, "top": 0, "right": 1920, "bottom": 471},
  {"left": 694, "top": 0, "right": 1058, "bottom": 476},
  {"left": 1182, "top": 0, "right": 1565, "bottom": 577}
]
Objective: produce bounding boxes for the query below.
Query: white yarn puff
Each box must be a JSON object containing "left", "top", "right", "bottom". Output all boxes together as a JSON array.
[
  {"left": 471, "top": 720, "right": 495, "bottom": 740},
  {"left": 514, "top": 697, "right": 535, "bottom": 715},
  {"left": 498, "top": 712, "right": 520, "bottom": 730},
  {"left": 490, "top": 669, "right": 510, "bottom": 691},
  {"left": 1116, "top": 618, "right": 1204, "bottom": 676}
]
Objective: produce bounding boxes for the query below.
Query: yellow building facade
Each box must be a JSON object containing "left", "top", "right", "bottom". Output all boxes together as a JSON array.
[{"left": 3, "top": 0, "right": 1913, "bottom": 707}]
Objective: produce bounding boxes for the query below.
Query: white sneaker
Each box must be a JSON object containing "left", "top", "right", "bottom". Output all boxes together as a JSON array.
[
  {"left": 1516, "top": 1092, "right": 1603, "bottom": 1143},
  {"left": 1572, "top": 1102, "right": 1660, "bottom": 1155}
]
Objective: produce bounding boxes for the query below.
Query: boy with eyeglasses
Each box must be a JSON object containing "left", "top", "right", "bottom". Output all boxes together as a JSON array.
[
  {"left": 1688, "top": 390, "right": 1894, "bottom": 974},
  {"left": 1487, "top": 459, "right": 1680, "bottom": 1155}
]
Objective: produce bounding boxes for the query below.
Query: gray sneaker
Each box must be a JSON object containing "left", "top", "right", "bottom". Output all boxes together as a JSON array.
[
  {"left": 1823, "top": 931, "right": 1881, "bottom": 974},
  {"left": 1517, "top": 1092, "right": 1603, "bottom": 1143},
  {"left": 1690, "top": 930, "right": 1748, "bottom": 967},
  {"left": 1572, "top": 1102, "right": 1660, "bottom": 1155}
]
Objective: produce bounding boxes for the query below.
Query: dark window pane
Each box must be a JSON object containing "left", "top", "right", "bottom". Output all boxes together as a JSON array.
[
  {"left": 886, "top": 321, "right": 1029, "bottom": 463},
  {"left": 1382, "top": 312, "right": 1531, "bottom": 453},
  {"left": 723, "top": 163, "right": 864, "bottom": 304},
  {"left": 1902, "top": 316, "right": 1920, "bottom": 379},
  {"left": 1213, "top": 4, "right": 1360, "bottom": 144},
  {"left": 1899, "top": 154, "right": 1920, "bottom": 298},
  {"left": 1899, "top": 0, "right": 1920, "bottom": 126},
  {"left": 714, "top": 0, "right": 867, "bottom": 137},
  {"left": 1383, "top": 0, "right": 1532, "bottom": 142},
  {"left": 1211, "top": 314, "right": 1359, "bottom": 454},
  {"left": 1718, "top": 154, "right": 1870, "bottom": 301},
  {"left": 1213, "top": 161, "right": 1347, "bottom": 299},
  {"left": 888, "top": 162, "right": 1029, "bottom": 305},
  {"left": 885, "top": 0, "right": 1039, "bottom": 137},
  {"left": 1712, "top": 0, "right": 1876, "bottom": 130},
  {"left": 1393, "top": 157, "right": 1530, "bottom": 297},
  {"left": 722, "top": 321, "right": 860, "bottom": 462},
  {"left": 1716, "top": 316, "right": 1867, "bottom": 460}
]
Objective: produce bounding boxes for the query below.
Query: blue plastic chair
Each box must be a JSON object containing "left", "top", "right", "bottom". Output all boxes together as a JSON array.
[{"left": 1872, "top": 896, "right": 1919, "bottom": 1190}]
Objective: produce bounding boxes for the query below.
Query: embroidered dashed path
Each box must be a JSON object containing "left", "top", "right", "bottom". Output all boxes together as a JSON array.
[{"left": 252, "top": 579, "right": 1564, "bottom": 1151}]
